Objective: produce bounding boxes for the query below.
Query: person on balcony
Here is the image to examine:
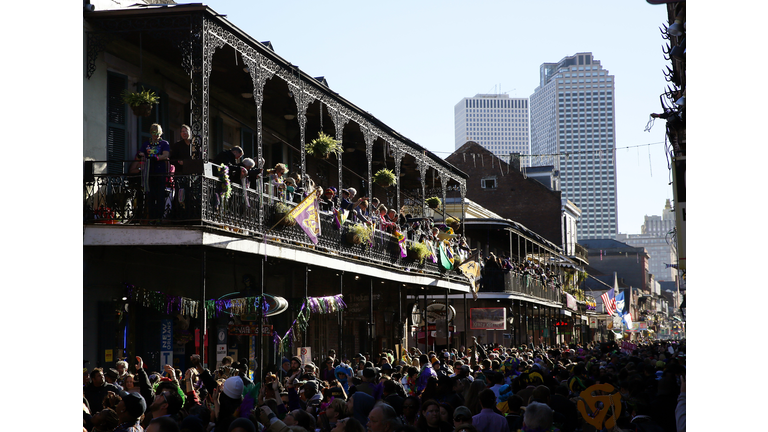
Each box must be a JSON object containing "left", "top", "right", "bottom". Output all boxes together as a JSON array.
[
  {"left": 320, "top": 187, "right": 337, "bottom": 212},
  {"left": 284, "top": 177, "right": 297, "bottom": 202},
  {"left": 170, "top": 124, "right": 193, "bottom": 174},
  {"left": 266, "top": 163, "right": 289, "bottom": 200},
  {"left": 340, "top": 188, "right": 366, "bottom": 214},
  {"left": 385, "top": 208, "right": 400, "bottom": 234},
  {"left": 374, "top": 204, "right": 388, "bottom": 230},
  {"left": 213, "top": 146, "right": 243, "bottom": 167},
  {"left": 227, "top": 158, "right": 255, "bottom": 191},
  {"left": 356, "top": 199, "right": 372, "bottom": 225},
  {"left": 138, "top": 123, "right": 171, "bottom": 223}
]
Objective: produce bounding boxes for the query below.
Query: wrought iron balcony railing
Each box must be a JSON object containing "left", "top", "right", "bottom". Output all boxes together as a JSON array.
[
  {"left": 480, "top": 272, "right": 562, "bottom": 303},
  {"left": 83, "top": 162, "right": 467, "bottom": 283}
]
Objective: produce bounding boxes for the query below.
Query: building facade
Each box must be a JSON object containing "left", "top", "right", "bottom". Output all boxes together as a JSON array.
[
  {"left": 453, "top": 94, "right": 530, "bottom": 164},
  {"left": 530, "top": 52, "right": 618, "bottom": 241},
  {"left": 616, "top": 200, "right": 677, "bottom": 282},
  {"left": 82, "top": 3, "right": 591, "bottom": 373}
]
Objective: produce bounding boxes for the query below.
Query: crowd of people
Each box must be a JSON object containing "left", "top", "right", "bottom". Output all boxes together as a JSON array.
[
  {"left": 83, "top": 339, "right": 686, "bottom": 432},
  {"left": 126, "top": 125, "right": 454, "bottom": 239},
  {"left": 481, "top": 254, "right": 564, "bottom": 292}
]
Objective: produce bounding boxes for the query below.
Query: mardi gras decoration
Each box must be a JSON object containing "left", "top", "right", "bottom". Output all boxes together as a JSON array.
[
  {"left": 219, "top": 164, "right": 232, "bottom": 200},
  {"left": 575, "top": 383, "right": 622, "bottom": 430},
  {"left": 275, "top": 295, "right": 347, "bottom": 356}
]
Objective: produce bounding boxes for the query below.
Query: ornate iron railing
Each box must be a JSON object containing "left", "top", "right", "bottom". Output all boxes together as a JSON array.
[
  {"left": 84, "top": 162, "right": 466, "bottom": 283},
  {"left": 480, "top": 271, "right": 562, "bottom": 303}
]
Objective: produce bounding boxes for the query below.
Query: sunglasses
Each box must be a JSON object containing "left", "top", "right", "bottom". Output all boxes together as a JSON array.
[{"left": 454, "top": 416, "right": 470, "bottom": 422}]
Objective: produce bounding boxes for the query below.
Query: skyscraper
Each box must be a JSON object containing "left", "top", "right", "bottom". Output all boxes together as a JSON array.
[
  {"left": 454, "top": 94, "right": 530, "bottom": 163},
  {"left": 530, "top": 52, "right": 617, "bottom": 240},
  {"left": 616, "top": 200, "right": 677, "bottom": 282}
]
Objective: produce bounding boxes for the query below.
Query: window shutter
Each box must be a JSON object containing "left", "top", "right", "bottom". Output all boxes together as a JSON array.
[
  {"left": 241, "top": 127, "right": 255, "bottom": 159},
  {"left": 106, "top": 72, "right": 128, "bottom": 174}
]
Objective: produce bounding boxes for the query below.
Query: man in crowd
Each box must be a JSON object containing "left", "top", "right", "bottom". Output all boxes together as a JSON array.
[
  {"left": 85, "top": 368, "right": 122, "bottom": 413},
  {"left": 367, "top": 402, "right": 402, "bottom": 432},
  {"left": 471, "top": 389, "right": 508, "bottom": 432},
  {"left": 114, "top": 391, "right": 147, "bottom": 432}
]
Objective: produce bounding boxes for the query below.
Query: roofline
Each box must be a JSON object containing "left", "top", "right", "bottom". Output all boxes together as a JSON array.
[
  {"left": 84, "top": 3, "right": 468, "bottom": 180},
  {"left": 463, "top": 218, "right": 563, "bottom": 256}
]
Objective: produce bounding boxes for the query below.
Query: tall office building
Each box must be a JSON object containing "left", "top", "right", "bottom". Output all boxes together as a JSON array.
[
  {"left": 530, "top": 52, "right": 617, "bottom": 240},
  {"left": 454, "top": 94, "right": 530, "bottom": 163},
  {"left": 616, "top": 200, "right": 677, "bottom": 282}
]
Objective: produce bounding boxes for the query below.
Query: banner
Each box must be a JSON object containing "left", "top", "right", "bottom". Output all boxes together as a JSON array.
[
  {"left": 333, "top": 208, "right": 348, "bottom": 229},
  {"left": 458, "top": 260, "right": 482, "bottom": 299},
  {"left": 439, "top": 243, "right": 454, "bottom": 270},
  {"left": 566, "top": 293, "right": 577, "bottom": 311},
  {"left": 288, "top": 193, "right": 322, "bottom": 244},
  {"left": 615, "top": 290, "right": 625, "bottom": 315},
  {"left": 622, "top": 312, "right": 633, "bottom": 329},
  {"left": 469, "top": 307, "right": 506, "bottom": 330}
]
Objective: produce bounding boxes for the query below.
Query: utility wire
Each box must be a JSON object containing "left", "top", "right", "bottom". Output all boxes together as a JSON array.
[{"left": 429, "top": 141, "right": 664, "bottom": 156}]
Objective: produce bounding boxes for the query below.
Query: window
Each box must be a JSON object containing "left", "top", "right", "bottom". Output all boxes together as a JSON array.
[{"left": 481, "top": 177, "right": 498, "bottom": 189}]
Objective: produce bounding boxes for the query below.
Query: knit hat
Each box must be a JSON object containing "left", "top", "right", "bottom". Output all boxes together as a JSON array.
[
  {"left": 453, "top": 406, "right": 472, "bottom": 423},
  {"left": 222, "top": 376, "right": 244, "bottom": 399}
]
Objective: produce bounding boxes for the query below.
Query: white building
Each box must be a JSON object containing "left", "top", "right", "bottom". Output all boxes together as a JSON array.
[
  {"left": 616, "top": 200, "right": 678, "bottom": 282},
  {"left": 530, "top": 52, "right": 617, "bottom": 241},
  {"left": 453, "top": 94, "right": 530, "bottom": 164}
]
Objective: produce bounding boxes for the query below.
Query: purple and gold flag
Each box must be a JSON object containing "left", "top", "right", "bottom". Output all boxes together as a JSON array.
[{"left": 288, "top": 193, "right": 322, "bottom": 244}]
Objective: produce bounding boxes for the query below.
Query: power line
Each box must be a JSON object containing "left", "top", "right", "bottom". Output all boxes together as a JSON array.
[{"left": 429, "top": 141, "right": 664, "bottom": 156}]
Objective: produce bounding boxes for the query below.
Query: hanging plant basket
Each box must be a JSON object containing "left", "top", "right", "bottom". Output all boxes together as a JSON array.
[
  {"left": 445, "top": 216, "right": 461, "bottom": 231},
  {"left": 122, "top": 87, "right": 160, "bottom": 118},
  {"left": 373, "top": 168, "right": 397, "bottom": 188},
  {"left": 274, "top": 203, "right": 296, "bottom": 227},
  {"left": 407, "top": 242, "right": 431, "bottom": 264},
  {"left": 306, "top": 132, "right": 342, "bottom": 159},
  {"left": 275, "top": 212, "right": 296, "bottom": 227},
  {"left": 346, "top": 224, "right": 373, "bottom": 245},
  {"left": 426, "top": 197, "right": 441, "bottom": 209},
  {"left": 131, "top": 103, "right": 154, "bottom": 117}
]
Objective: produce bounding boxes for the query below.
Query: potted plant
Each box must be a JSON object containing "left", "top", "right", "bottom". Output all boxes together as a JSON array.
[
  {"left": 346, "top": 223, "right": 373, "bottom": 245},
  {"left": 306, "top": 132, "right": 342, "bottom": 159},
  {"left": 373, "top": 168, "right": 396, "bottom": 187},
  {"left": 122, "top": 87, "right": 160, "bottom": 117},
  {"left": 274, "top": 202, "right": 296, "bottom": 227},
  {"left": 425, "top": 197, "right": 441, "bottom": 209},
  {"left": 407, "top": 242, "right": 431, "bottom": 264}
]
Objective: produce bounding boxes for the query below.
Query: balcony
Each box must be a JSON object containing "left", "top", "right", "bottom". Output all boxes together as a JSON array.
[
  {"left": 479, "top": 271, "right": 562, "bottom": 303},
  {"left": 574, "top": 243, "right": 589, "bottom": 263},
  {"left": 83, "top": 163, "right": 468, "bottom": 284}
]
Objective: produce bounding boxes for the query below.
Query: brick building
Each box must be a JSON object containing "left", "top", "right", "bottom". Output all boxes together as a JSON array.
[{"left": 446, "top": 141, "right": 564, "bottom": 250}]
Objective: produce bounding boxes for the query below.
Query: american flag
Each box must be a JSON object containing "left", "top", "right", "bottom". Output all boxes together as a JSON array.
[{"left": 601, "top": 288, "right": 617, "bottom": 316}]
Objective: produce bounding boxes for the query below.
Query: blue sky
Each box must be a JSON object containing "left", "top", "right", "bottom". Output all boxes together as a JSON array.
[{"left": 200, "top": 0, "right": 674, "bottom": 234}]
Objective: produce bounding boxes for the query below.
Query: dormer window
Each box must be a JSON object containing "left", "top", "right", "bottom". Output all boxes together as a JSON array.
[{"left": 481, "top": 177, "right": 497, "bottom": 189}]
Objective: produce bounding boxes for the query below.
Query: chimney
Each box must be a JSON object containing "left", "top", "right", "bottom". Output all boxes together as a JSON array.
[{"left": 510, "top": 153, "right": 521, "bottom": 172}]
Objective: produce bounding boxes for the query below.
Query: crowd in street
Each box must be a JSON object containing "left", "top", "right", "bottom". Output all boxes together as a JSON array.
[{"left": 83, "top": 339, "right": 685, "bottom": 432}]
